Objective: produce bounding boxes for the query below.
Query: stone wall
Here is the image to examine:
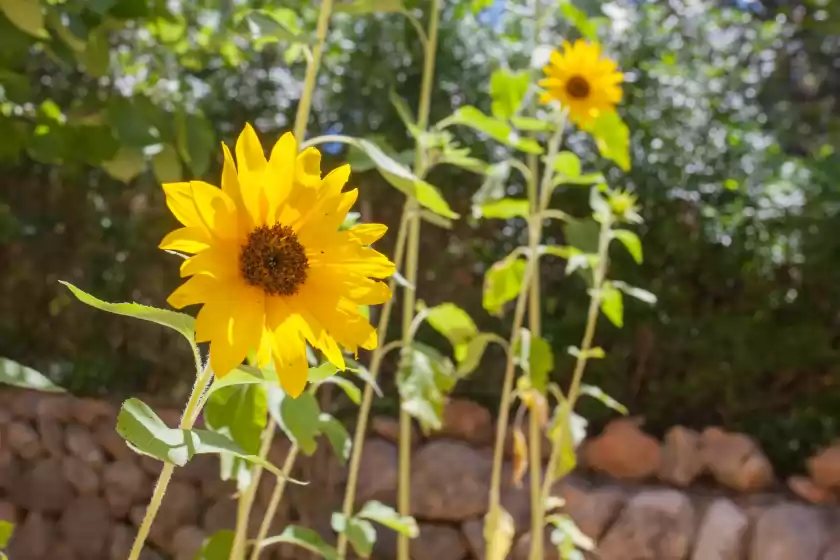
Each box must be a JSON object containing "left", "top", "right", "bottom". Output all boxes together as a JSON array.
[{"left": 1, "top": 389, "right": 840, "bottom": 560}]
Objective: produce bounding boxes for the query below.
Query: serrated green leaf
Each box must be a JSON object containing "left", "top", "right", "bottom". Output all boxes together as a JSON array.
[
  {"left": 599, "top": 285, "right": 624, "bottom": 327},
  {"left": 319, "top": 413, "right": 351, "bottom": 465},
  {"left": 445, "top": 106, "right": 543, "bottom": 154},
  {"left": 101, "top": 147, "right": 146, "bottom": 183},
  {"left": 60, "top": 281, "right": 195, "bottom": 344},
  {"left": 0, "top": 357, "right": 64, "bottom": 392},
  {"left": 0, "top": 0, "right": 47, "bottom": 38},
  {"left": 204, "top": 384, "right": 268, "bottom": 455},
  {"left": 424, "top": 303, "right": 478, "bottom": 349},
  {"left": 151, "top": 143, "right": 182, "bottom": 183},
  {"left": 357, "top": 501, "right": 419, "bottom": 537},
  {"left": 585, "top": 110, "right": 630, "bottom": 171},
  {"left": 489, "top": 69, "right": 529, "bottom": 120},
  {"left": 580, "top": 385, "right": 628, "bottom": 415},
  {"left": 258, "top": 526, "right": 338, "bottom": 559},
  {"left": 0, "top": 521, "right": 13, "bottom": 549},
  {"left": 268, "top": 388, "right": 321, "bottom": 455},
  {"left": 483, "top": 256, "right": 526, "bottom": 316},
  {"left": 612, "top": 229, "right": 642, "bottom": 263},
  {"left": 331, "top": 514, "right": 376, "bottom": 558},
  {"left": 476, "top": 198, "right": 530, "bottom": 219},
  {"left": 196, "top": 530, "right": 234, "bottom": 560}
]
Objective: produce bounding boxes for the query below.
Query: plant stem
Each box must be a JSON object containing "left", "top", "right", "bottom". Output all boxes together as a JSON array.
[
  {"left": 231, "top": 0, "right": 334, "bottom": 556},
  {"left": 249, "top": 444, "right": 300, "bottom": 560},
  {"left": 127, "top": 361, "right": 214, "bottom": 560}
]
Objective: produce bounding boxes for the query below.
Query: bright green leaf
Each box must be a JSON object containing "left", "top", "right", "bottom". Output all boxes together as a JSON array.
[
  {"left": 316, "top": 375, "right": 361, "bottom": 405},
  {"left": 0, "top": 0, "right": 47, "bottom": 38},
  {"left": 397, "top": 343, "right": 457, "bottom": 433},
  {"left": 424, "top": 303, "right": 478, "bottom": 349},
  {"left": 204, "top": 384, "right": 268, "bottom": 455},
  {"left": 454, "top": 333, "right": 499, "bottom": 375},
  {"left": 0, "top": 357, "right": 64, "bottom": 392},
  {"left": 0, "top": 521, "right": 13, "bottom": 548},
  {"left": 547, "top": 403, "right": 578, "bottom": 479},
  {"left": 258, "top": 526, "right": 338, "bottom": 560},
  {"left": 511, "top": 116, "right": 552, "bottom": 132},
  {"left": 196, "top": 530, "right": 234, "bottom": 560},
  {"left": 553, "top": 151, "right": 581, "bottom": 178},
  {"left": 331, "top": 514, "right": 376, "bottom": 558},
  {"left": 437, "top": 152, "right": 489, "bottom": 175},
  {"left": 268, "top": 388, "right": 322, "bottom": 455},
  {"left": 101, "top": 147, "right": 146, "bottom": 183},
  {"left": 319, "top": 413, "right": 351, "bottom": 465},
  {"left": 476, "top": 198, "right": 530, "bottom": 219},
  {"left": 242, "top": 8, "right": 309, "bottom": 45},
  {"left": 489, "top": 69, "right": 529, "bottom": 120},
  {"left": 483, "top": 257, "right": 526, "bottom": 316},
  {"left": 566, "top": 346, "right": 605, "bottom": 360},
  {"left": 558, "top": 0, "right": 604, "bottom": 40},
  {"left": 580, "top": 385, "right": 628, "bottom": 415},
  {"left": 357, "top": 500, "right": 419, "bottom": 538},
  {"left": 206, "top": 364, "right": 275, "bottom": 396},
  {"left": 60, "top": 281, "right": 195, "bottom": 345},
  {"left": 612, "top": 229, "right": 642, "bottom": 263},
  {"left": 586, "top": 111, "right": 631, "bottom": 171},
  {"left": 151, "top": 143, "right": 182, "bottom": 183},
  {"left": 600, "top": 285, "right": 624, "bottom": 327},
  {"left": 334, "top": 0, "right": 404, "bottom": 14},
  {"left": 515, "top": 330, "right": 553, "bottom": 392},
  {"left": 445, "top": 106, "right": 543, "bottom": 154}
]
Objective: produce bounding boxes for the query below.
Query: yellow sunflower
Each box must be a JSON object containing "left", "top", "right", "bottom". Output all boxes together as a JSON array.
[
  {"left": 159, "top": 124, "right": 394, "bottom": 397},
  {"left": 539, "top": 39, "right": 624, "bottom": 126}
]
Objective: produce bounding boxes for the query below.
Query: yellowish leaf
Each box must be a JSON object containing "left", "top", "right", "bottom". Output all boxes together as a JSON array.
[
  {"left": 484, "top": 507, "right": 515, "bottom": 560},
  {"left": 511, "top": 427, "right": 528, "bottom": 487}
]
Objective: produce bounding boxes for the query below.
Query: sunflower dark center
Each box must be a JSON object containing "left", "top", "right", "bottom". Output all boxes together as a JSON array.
[
  {"left": 239, "top": 224, "right": 308, "bottom": 296},
  {"left": 565, "top": 75, "right": 591, "bottom": 99}
]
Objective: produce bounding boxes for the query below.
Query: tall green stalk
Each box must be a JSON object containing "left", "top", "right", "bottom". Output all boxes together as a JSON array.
[{"left": 229, "top": 1, "right": 334, "bottom": 557}]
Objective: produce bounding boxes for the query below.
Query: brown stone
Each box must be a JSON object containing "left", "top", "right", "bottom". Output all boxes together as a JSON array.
[
  {"left": 0, "top": 406, "right": 11, "bottom": 425},
  {"left": 65, "top": 423, "right": 104, "bottom": 466},
  {"left": 0, "top": 450, "right": 19, "bottom": 491},
  {"left": 59, "top": 495, "right": 111, "bottom": 557},
  {"left": 410, "top": 440, "right": 492, "bottom": 521},
  {"left": 701, "top": 428, "right": 774, "bottom": 492},
  {"left": 202, "top": 496, "right": 237, "bottom": 533},
  {"left": 8, "top": 512, "right": 55, "bottom": 560},
  {"left": 172, "top": 525, "right": 206, "bottom": 560},
  {"left": 71, "top": 398, "right": 114, "bottom": 426},
  {"left": 109, "top": 524, "right": 133, "bottom": 560},
  {"left": 7, "top": 421, "right": 41, "bottom": 459},
  {"left": 788, "top": 475, "right": 836, "bottom": 504},
  {"left": 658, "top": 426, "right": 703, "bottom": 487},
  {"left": 690, "top": 498, "right": 748, "bottom": 560},
  {"left": 822, "top": 541, "right": 840, "bottom": 560},
  {"left": 461, "top": 519, "right": 485, "bottom": 559},
  {"left": 749, "top": 503, "right": 829, "bottom": 560},
  {"left": 95, "top": 423, "right": 135, "bottom": 461},
  {"left": 598, "top": 489, "right": 695, "bottom": 560},
  {"left": 435, "top": 399, "right": 493, "bottom": 446},
  {"left": 564, "top": 485, "right": 627, "bottom": 540},
  {"left": 355, "top": 437, "right": 398, "bottom": 506},
  {"left": 156, "top": 481, "right": 200, "bottom": 534},
  {"left": 583, "top": 418, "right": 661, "bottom": 480},
  {"left": 49, "top": 541, "right": 78, "bottom": 560},
  {"left": 104, "top": 459, "right": 149, "bottom": 518},
  {"left": 63, "top": 455, "right": 101, "bottom": 495},
  {"left": 0, "top": 500, "right": 18, "bottom": 524},
  {"left": 411, "top": 523, "right": 469, "bottom": 560},
  {"left": 140, "top": 455, "right": 163, "bottom": 476},
  {"left": 807, "top": 444, "right": 840, "bottom": 491},
  {"left": 10, "top": 391, "right": 42, "bottom": 420},
  {"left": 512, "top": 529, "right": 558, "bottom": 560},
  {"left": 11, "top": 457, "right": 73, "bottom": 513},
  {"left": 37, "top": 415, "right": 64, "bottom": 457},
  {"left": 35, "top": 393, "right": 73, "bottom": 422},
  {"left": 370, "top": 416, "right": 420, "bottom": 447}
]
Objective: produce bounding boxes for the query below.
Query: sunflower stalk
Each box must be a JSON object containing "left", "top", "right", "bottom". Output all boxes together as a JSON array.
[
  {"left": 336, "top": 1, "right": 441, "bottom": 559},
  {"left": 230, "top": 1, "right": 334, "bottom": 558}
]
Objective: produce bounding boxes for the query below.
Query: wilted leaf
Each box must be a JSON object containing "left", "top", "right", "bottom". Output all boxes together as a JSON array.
[
  {"left": 515, "top": 330, "right": 553, "bottom": 392},
  {"left": 547, "top": 404, "right": 578, "bottom": 479},
  {"left": 357, "top": 501, "right": 419, "bottom": 537},
  {"left": 511, "top": 428, "right": 528, "bottom": 486},
  {"left": 258, "top": 526, "right": 338, "bottom": 559},
  {"left": 0, "top": 357, "right": 63, "bottom": 392},
  {"left": 484, "top": 507, "right": 516, "bottom": 560},
  {"left": 483, "top": 256, "right": 526, "bottom": 316},
  {"left": 612, "top": 280, "right": 657, "bottom": 305},
  {"left": 397, "top": 344, "right": 457, "bottom": 433}
]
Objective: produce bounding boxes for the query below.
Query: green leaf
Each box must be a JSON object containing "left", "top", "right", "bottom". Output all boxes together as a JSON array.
[
  {"left": 331, "top": 514, "right": 376, "bottom": 558},
  {"left": 483, "top": 256, "right": 526, "bottom": 316},
  {"left": 357, "top": 501, "right": 419, "bottom": 538},
  {"left": 268, "top": 388, "right": 321, "bottom": 455},
  {"left": 611, "top": 281, "right": 657, "bottom": 305},
  {"left": 424, "top": 303, "right": 478, "bottom": 349},
  {"left": 60, "top": 281, "right": 195, "bottom": 344},
  {"left": 454, "top": 333, "right": 497, "bottom": 375},
  {"left": 183, "top": 113, "right": 215, "bottom": 176},
  {"left": 316, "top": 375, "right": 361, "bottom": 405},
  {"left": 206, "top": 364, "right": 275, "bottom": 395},
  {"left": 151, "top": 143, "right": 182, "bottom": 183},
  {"left": 258, "top": 526, "right": 338, "bottom": 560},
  {"left": 558, "top": 0, "right": 604, "bottom": 40},
  {"left": 397, "top": 343, "right": 457, "bottom": 433},
  {"left": 567, "top": 346, "right": 605, "bottom": 360},
  {"left": 472, "top": 161, "right": 511, "bottom": 205},
  {"left": 242, "top": 8, "right": 309, "bottom": 45},
  {"left": 389, "top": 89, "right": 419, "bottom": 136},
  {"left": 553, "top": 151, "right": 581, "bottom": 178},
  {"left": 548, "top": 403, "right": 578, "bottom": 479},
  {"left": 0, "top": 357, "right": 64, "bottom": 392},
  {"left": 445, "top": 106, "right": 543, "bottom": 154},
  {"left": 204, "top": 384, "right": 268, "bottom": 455},
  {"left": 580, "top": 385, "right": 628, "bottom": 415},
  {"left": 437, "top": 152, "right": 489, "bottom": 175},
  {"left": 419, "top": 209, "right": 454, "bottom": 230},
  {"left": 345, "top": 359, "right": 384, "bottom": 397},
  {"left": 586, "top": 111, "right": 631, "bottom": 171},
  {"left": 0, "top": 0, "right": 47, "bottom": 38},
  {"left": 76, "top": 26, "right": 110, "bottom": 77},
  {"left": 0, "top": 521, "right": 13, "bottom": 548},
  {"left": 612, "top": 229, "right": 642, "bottom": 264},
  {"left": 563, "top": 219, "right": 600, "bottom": 254},
  {"left": 511, "top": 116, "right": 552, "bottom": 132},
  {"left": 599, "top": 285, "right": 624, "bottom": 328},
  {"left": 515, "top": 330, "right": 553, "bottom": 392},
  {"left": 101, "top": 147, "right": 146, "bottom": 183},
  {"left": 319, "top": 413, "right": 351, "bottom": 465},
  {"left": 489, "top": 69, "right": 530, "bottom": 120},
  {"left": 315, "top": 136, "right": 457, "bottom": 219},
  {"left": 476, "top": 198, "right": 530, "bottom": 219},
  {"left": 196, "top": 530, "right": 234, "bottom": 560},
  {"left": 334, "top": 0, "right": 404, "bottom": 14}
]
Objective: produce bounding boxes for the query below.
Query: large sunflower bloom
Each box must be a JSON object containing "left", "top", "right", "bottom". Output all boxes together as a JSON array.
[
  {"left": 538, "top": 39, "right": 623, "bottom": 126},
  {"left": 160, "top": 124, "right": 394, "bottom": 397}
]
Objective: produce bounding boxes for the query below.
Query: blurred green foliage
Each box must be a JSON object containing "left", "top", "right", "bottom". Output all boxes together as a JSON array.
[{"left": 2, "top": 0, "right": 840, "bottom": 473}]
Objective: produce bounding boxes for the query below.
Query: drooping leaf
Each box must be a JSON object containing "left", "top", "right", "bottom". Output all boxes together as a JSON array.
[
  {"left": 205, "top": 364, "right": 275, "bottom": 395},
  {"left": 445, "top": 106, "right": 543, "bottom": 154},
  {"left": 357, "top": 501, "right": 419, "bottom": 537},
  {"left": 511, "top": 428, "right": 528, "bottom": 486},
  {"left": 316, "top": 375, "right": 361, "bottom": 405},
  {"left": 424, "top": 303, "right": 478, "bottom": 349},
  {"left": 60, "top": 281, "right": 195, "bottom": 344},
  {"left": 476, "top": 198, "right": 530, "bottom": 219},
  {"left": 599, "top": 285, "right": 624, "bottom": 328},
  {"left": 611, "top": 280, "right": 657, "bottom": 305},
  {"left": 0, "top": 0, "right": 47, "bottom": 38},
  {"left": 257, "top": 526, "right": 338, "bottom": 560},
  {"left": 319, "top": 413, "right": 351, "bottom": 465},
  {"left": 580, "top": 385, "right": 628, "bottom": 415},
  {"left": 489, "top": 69, "right": 530, "bottom": 120},
  {"left": 0, "top": 521, "right": 13, "bottom": 548},
  {"left": 0, "top": 357, "right": 64, "bottom": 392},
  {"left": 511, "top": 116, "right": 552, "bottom": 132},
  {"left": 547, "top": 404, "right": 578, "bottom": 479},
  {"left": 612, "top": 229, "right": 642, "bottom": 264},
  {"left": 268, "top": 387, "right": 322, "bottom": 455},
  {"left": 483, "top": 256, "right": 526, "bottom": 316},
  {"left": 196, "top": 530, "right": 235, "bottom": 560},
  {"left": 204, "top": 384, "right": 268, "bottom": 455},
  {"left": 586, "top": 110, "right": 631, "bottom": 171},
  {"left": 331, "top": 513, "right": 376, "bottom": 558}
]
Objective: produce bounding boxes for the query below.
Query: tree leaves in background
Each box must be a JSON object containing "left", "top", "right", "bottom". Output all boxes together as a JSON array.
[
  {"left": 151, "top": 143, "right": 183, "bottom": 183},
  {"left": 0, "top": 0, "right": 47, "bottom": 38},
  {"left": 0, "top": 357, "right": 64, "bottom": 392},
  {"left": 334, "top": 0, "right": 405, "bottom": 15}
]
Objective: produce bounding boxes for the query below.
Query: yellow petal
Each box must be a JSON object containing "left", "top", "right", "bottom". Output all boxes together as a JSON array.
[
  {"left": 321, "top": 164, "right": 350, "bottom": 198},
  {"left": 256, "top": 328, "right": 273, "bottom": 368},
  {"left": 296, "top": 147, "right": 322, "bottom": 187},
  {"left": 163, "top": 182, "right": 206, "bottom": 231},
  {"left": 235, "top": 123, "right": 266, "bottom": 175},
  {"left": 167, "top": 274, "right": 219, "bottom": 309},
  {"left": 199, "top": 283, "right": 265, "bottom": 377},
  {"left": 159, "top": 226, "right": 212, "bottom": 254},
  {"left": 269, "top": 324, "right": 309, "bottom": 398},
  {"left": 346, "top": 223, "right": 388, "bottom": 245},
  {"left": 180, "top": 244, "right": 239, "bottom": 279},
  {"left": 189, "top": 181, "right": 239, "bottom": 240},
  {"left": 266, "top": 132, "right": 297, "bottom": 222}
]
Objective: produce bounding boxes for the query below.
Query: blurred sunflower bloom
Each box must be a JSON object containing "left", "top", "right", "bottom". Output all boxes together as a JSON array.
[
  {"left": 539, "top": 39, "right": 624, "bottom": 126},
  {"left": 160, "top": 124, "right": 394, "bottom": 397}
]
